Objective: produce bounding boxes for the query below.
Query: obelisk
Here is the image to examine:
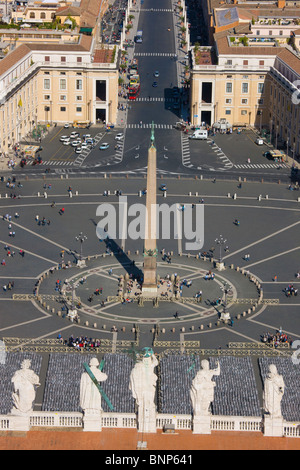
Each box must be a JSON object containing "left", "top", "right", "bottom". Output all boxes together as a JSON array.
[{"left": 142, "top": 122, "right": 158, "bottom": 296}]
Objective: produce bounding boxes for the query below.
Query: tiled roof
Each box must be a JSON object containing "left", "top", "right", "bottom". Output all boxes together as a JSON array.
[{"left": 276, "top": 48, "right": 300, "bottom": 75}]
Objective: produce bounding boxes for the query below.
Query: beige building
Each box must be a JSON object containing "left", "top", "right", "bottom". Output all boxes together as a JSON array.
[
  {"left": 0, "top": 0, "right": 118, "bottom": 155},
  {"left": 0, "top": 35, "right": 119, "bottom": 154}
]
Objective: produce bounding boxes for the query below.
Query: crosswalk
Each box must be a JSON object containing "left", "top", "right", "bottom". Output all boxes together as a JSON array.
[
  {"left": 134, "top": 52, "right": 176, "bottom": 57},
  {"left": 140, "top": 8, "right": 172, "bottom": 11},
  {"left": 127, "top": 123, "right": 173, "bottom": 129},
  {"left": 135, "top": 97, "right": 179, "bottom": 102},
  {"left": 234, "top": 163, "right": 289, "bottom": 169}
]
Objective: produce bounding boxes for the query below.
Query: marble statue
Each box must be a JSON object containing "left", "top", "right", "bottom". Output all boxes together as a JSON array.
[
  {"left": 11, "top": 359, "right": 40, "bottom": 415},
  {"left": 263, "top": 364, "right": 285, "bottom": 419},
  {"left": 129, "top": 351, "right": 158, "bottom": 433},
  {"left": 80, "top": 357, "right": 108, "bottom": 413},
  {"left": 190, "top": 359, "right": 220, "bottom": 417}
]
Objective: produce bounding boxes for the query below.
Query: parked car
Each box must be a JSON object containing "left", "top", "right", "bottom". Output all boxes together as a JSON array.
[
  {"left": 100, "top": 143, "right": 109, "bottom": 150},
  {"left": 75, "top": 147, "right": 82, "bottom": 153},
  {"left": 115, "top": 133, "right": 124, "bottom": 141},
  {"left": 60, "top": 135, "right": 69, "bottom": 142},
  {"left": 70, "top": 131, "right": 80, "bottom": 139},
  {"left": 152, "top": 81, "right": 158, "bottom": 87},
  {"left": 154, "top": 71, "right": 159, "bottom": 78}
]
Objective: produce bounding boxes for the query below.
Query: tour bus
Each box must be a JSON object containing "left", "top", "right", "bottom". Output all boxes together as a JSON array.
[
  {"left": 73, "top": 120, "right": 91, "bottom": 129},
  {"left": 128, "top": 84, "right": 140, "bottom": 100}
]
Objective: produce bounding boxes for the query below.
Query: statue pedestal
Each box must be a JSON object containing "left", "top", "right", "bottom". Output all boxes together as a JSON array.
[
  {"left": 9, "top": 413, "right": 31, "bottom": 432},
  {"left": 215, "top": 261, "right": 225, "bottom": 271},
  {"left": 82, "top": 410, "right": 102, "bottom": 432},
  {"left": 220, "top": 311, "right": 231, "bottom": 321},
  {"left": 138, "top": 410, "right": 157, "bottom": 434},
  {"left": 77, "top": 259, "right": 86, "bottom": 268},
  {"left": 192, "top": 414, "right": 211, "bottom": 434},
  {"left": 264, "top": 415, "right": 284, "bottom": 437}
]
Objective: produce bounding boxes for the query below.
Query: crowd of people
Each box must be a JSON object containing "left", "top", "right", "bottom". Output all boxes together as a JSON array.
[
  {"left": 58, "top": 334, "right": 102, "bottom": 350},
  {"left": 261, "top": 329, "right": 292, "bottom": 347},
  {"left": 285, "top": 284, "right": 298, "bottom": 297}
]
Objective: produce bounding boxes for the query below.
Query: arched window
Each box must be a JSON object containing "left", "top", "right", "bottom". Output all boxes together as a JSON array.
[
  {"left": 29, "top": 12, "right": 35, "bottom": 19},
  {"left": 40, "top": 12, "right": 46, "bottom": 19}
]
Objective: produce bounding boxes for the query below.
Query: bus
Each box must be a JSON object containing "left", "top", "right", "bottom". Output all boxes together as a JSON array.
[
  {"left": 128, "top": 84, "right": 140, "bottom": 100},
  {"left": 73, "top": 120, "right": 91, "bottom": 128}
]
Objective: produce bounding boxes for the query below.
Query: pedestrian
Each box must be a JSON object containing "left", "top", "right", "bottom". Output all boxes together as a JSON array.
[{"left": 273, "top": 275, "right": 277, "bottom": 282}]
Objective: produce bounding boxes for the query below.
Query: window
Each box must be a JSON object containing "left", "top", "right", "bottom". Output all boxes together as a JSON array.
[
  {"left": 258, "top": 98, "right": 264, "bottom": 105},
  {"left": 241, "top": 110, "right": 247, "bottom": 115},
  {"left": 243, "top": 60, "right": 248, "bottom": 66},
  {"left": 242, "top": 83, "right": 249, "bottom": 94},
  {"left": 44, "top": 79, "right": 50, "bottom": 90},
  {"left": 76, "top": 95, "right": 82, "bottom": 101},
  {"left": 40, "top": 12, "right": 46, "bottom": 19},
  {"left": 258, "top": 83, "right": 264, "bottom": 94},
  {"left": 76, "top": 106, "right": 82, "bottom": 113},
  {"left": 61, "top": 56, "right": 66, "bottom": 63},
  {"left": 76, "top": 79, "right": 82, "bottom": 90},
  {"left": 77, "top": 57, "right": 82, "bottom": 63},
  {"left": 225, "top": 109, "right": 231, "bottom": 115},
  {"left": 226, "top": 82, "right": 233, "bottom": 93},
  {"left": 44, "top": 95, "right": 50, "bottom": 100},
  {"left": 29, "top": 12, "right": 35, "bottom": 19},
  {"left": 269, "top": 31, "right": 272, "bottom": 36},
  {"left": 241, "top": 98, "right": 248, "bottom": 104},
  {"left": 60, "top": 107, "right": 66, "bottom": 112},
  {"left": 256, "top": 30, "right": 260, "bottom": 35},
  {"left": 45, "top": 56, "right": 50, "bottom": 63},
  {"left": 226, "top": 60, "right": 232, "bottom": 65},
  {"left": 60, "top": 95, "right": 66, "bottom": 101},
  {"left": 225, "top": 98, "right": 232, "bottom": 104},
  {"left": 259, "top": 60, "right": 265, "bottom": 67},
  {"left": 60, "top": 79, "right": 66, "bottom": 90}
]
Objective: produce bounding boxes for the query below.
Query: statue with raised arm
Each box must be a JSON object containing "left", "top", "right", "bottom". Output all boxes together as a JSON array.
[
  {"left": 263, "top": 364, "right": 285, "bottom": 419},
  {"left": 11, "top": 359, "right": 40, "bottom": 415},
  {"left": 129, "top": 350, "right": 158, "bottom": 433},
  {"left": 190, "top": 359, "right": 220, "bottom": 417}
]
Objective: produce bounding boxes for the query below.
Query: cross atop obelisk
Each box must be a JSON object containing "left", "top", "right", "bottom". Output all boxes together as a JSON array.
[{"left": 142, "top": 122, "right": 158, "bottom": 296}]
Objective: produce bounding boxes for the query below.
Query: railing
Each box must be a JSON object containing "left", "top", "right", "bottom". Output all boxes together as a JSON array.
[{"left": 1, "top": 411, "right": 299, "bottom": 436}]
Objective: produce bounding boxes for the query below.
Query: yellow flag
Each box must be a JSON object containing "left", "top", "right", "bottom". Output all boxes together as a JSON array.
[{"left": 18, "top": 98, "right": 23, "bottom": 108}]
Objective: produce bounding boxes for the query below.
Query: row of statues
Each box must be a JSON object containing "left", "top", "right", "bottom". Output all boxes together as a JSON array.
[{"left": 9, "top": 356, "right": 285, "bottom": 434}]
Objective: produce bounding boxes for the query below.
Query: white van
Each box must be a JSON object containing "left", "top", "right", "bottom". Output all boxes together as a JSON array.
[{"left": 189, "top": 129, "right": 208, "bottom": 140}]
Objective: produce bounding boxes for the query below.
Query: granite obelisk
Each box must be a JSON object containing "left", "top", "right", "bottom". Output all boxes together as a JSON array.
[{"left": 142, "top": 122, "right": 158, "bottom": 296}]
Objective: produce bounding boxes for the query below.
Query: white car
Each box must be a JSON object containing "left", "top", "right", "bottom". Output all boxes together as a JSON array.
[
  {"left": 71, "top": 139, "right": 82, "bottom": 147},
  {"left": 60, "top": 135, "right": 69, "bottom": 142},
  {"left": 64, "top": 123, "right": 70, "bottom": 128},
  {"left": 83, "top": 134, "right": 92, "bottom": 140},
  {"left": 70, "top": 131, "right": 80, "bottom": 139},
  {"left": 75, "top": 147, "right": 82, "bottom": 153},
  {"left": 115, "top": 133, "right": 124, "bottom": 141},
  {"left": 81, "top": 143, "right": 88, "bottom": 150}
]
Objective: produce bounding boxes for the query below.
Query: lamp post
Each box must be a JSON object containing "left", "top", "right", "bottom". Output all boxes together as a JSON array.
[
  {"left": 75, "top": 232, "right": 87, "bottom": 267},
  {"left": 215, "top": 235, "right": 227, "bottom": 271}
]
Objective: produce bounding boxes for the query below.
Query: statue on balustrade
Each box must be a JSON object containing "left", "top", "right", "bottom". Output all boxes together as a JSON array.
[
  {"left": 263, "top": 364, "right": 285, "bottom": 419},
  {"left": 190, "top": 359, "right": 220, "bottom": 417},
  {"left": 80, "top": 357, "right": 108, "bottom": 413},
  {"left": 129, "top": 350, "right": 158, "bottom": 433},
  {"left": 11, "top": 359, "right": 40, "bottom": 415}
]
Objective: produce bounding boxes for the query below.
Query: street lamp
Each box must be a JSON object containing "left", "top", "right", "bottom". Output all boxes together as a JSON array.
[
  {"left": 214, "top": 235, "right": 227, "bottom": 271},
  {"left": 75, "top": 232, "right": 87, "bottom": 266},
  {"left": 220, "top": 281, "right": 231, "bottom": 321}
]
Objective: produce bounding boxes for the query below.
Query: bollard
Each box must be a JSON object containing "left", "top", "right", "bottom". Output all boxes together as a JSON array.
[
  {"left": 233, "top": 193, "right": 236, "bottom": 199},
  {"left": 227, "top": 193, "right": 231, "bottom": 198},
  {"left": 163, "top": 191, "right": 167, "bottom": 198}
]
